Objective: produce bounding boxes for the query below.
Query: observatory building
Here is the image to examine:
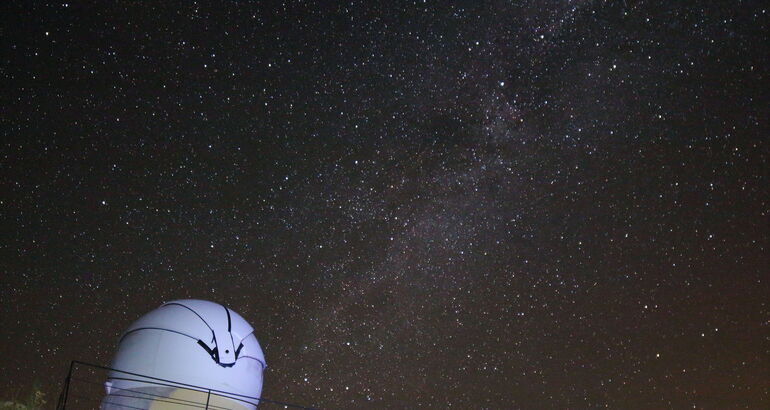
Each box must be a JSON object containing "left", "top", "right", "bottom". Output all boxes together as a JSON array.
[{"left": 100, "top": 300, "right": 266, "bottom": 409}]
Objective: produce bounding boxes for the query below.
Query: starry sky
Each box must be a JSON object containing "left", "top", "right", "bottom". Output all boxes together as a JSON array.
[{"left": 1, "top": 0, "right": 768, "bottom": 408}]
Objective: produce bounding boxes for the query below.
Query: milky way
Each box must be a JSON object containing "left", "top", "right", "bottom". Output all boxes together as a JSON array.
[{"left": 1, "top": 1, "right": 768, "bottom": 408}]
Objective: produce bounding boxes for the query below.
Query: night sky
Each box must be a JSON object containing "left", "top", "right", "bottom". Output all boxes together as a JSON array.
[{"left": 1, "top": 1, "right": 768, "bottom": 408}]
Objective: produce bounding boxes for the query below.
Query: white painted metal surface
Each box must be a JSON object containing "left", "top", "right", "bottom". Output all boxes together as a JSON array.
[{"left": 101, "top": 300, "right": 266, "bottom": 409}]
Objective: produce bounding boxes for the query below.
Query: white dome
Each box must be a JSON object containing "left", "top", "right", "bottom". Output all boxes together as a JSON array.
[{"left": 101, "top": 300, "right": 266, "bottom": 409}]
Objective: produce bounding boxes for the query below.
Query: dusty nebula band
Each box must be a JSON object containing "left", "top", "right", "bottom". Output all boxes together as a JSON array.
[{"left": 1, "top": 1, "right": 767, "bottom": 408}]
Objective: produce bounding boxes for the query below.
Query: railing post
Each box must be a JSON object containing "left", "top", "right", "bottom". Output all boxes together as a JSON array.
[
  {"left": 58, "top": 361, "right": 76, "bottom": 410},
  {"left": 56, "top": 376, "right": 69, "bottom": 410},
  {"left": 205, "top": 389, "right": 211, "bottom": 409}
]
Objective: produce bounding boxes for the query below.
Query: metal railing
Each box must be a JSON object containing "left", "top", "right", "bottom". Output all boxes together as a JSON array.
[{"left": 56, "top": 361, "right": 315, "bottom": 410}]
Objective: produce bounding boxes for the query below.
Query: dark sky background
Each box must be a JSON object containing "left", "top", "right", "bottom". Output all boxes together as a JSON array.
[{"left": 1, "top": 0, "right": 768, "bottom": 408}]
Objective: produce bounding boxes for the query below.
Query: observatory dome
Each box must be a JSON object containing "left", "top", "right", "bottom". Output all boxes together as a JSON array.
[{"left": 100, "top": 300, "right": 266, "bottom": 409}]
